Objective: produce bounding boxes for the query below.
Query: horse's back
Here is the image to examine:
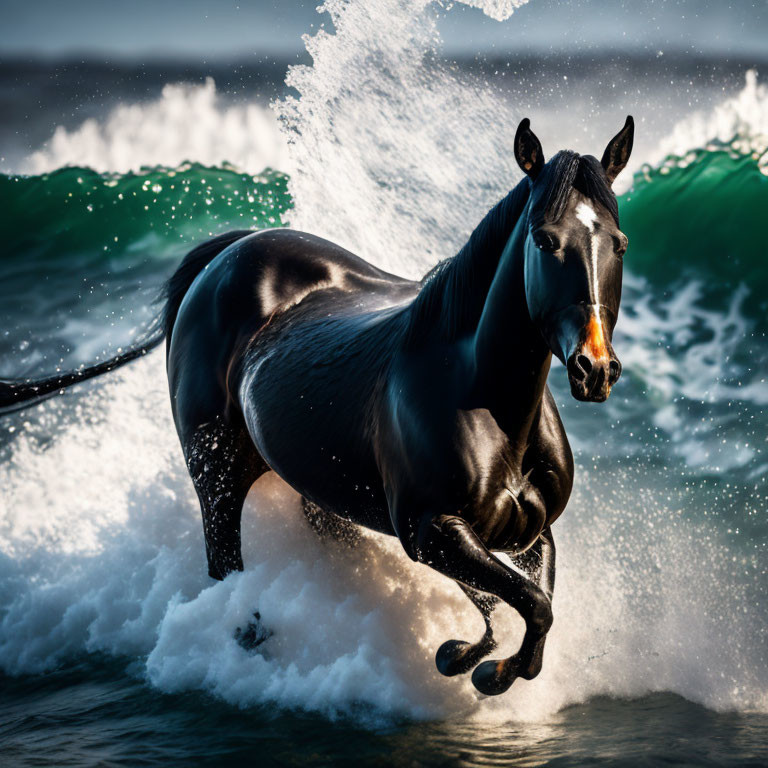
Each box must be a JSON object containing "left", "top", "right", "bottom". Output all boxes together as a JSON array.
[
  {"left": 177, "top": 228, "right": 413, "bottom": 333},
  {"left": 167, "top": 228, "right": 415, "bottom": 532},
  {"left": 219, "top": 228, "right": 412, "bottom": 304},
  {"left": 167, "top": 229, "right": 414, "bottom": 425}
]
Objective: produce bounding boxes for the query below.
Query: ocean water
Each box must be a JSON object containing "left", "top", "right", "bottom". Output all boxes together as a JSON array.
[{"left": 1, "top": 0, "right": 767, "bottom": 765}]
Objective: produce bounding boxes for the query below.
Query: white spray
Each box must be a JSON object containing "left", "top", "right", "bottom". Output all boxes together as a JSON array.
[{"left": 2, "top": 0, "right": 767, "bottom": 724}]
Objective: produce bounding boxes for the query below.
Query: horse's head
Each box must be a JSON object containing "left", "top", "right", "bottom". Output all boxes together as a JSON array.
[{"left": 514, "top": 117, "right": 633, "bottom": 402}]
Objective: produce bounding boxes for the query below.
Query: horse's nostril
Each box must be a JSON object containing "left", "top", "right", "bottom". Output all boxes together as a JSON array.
[
  {"left": 567, "top": 356, "right": 585, "bottom": 381},
  {"left": 577, "top": 354, "right": 592, "bottom": 374},
  {"left": 609, "top": 359, "right": 621, "bottom": 382}
]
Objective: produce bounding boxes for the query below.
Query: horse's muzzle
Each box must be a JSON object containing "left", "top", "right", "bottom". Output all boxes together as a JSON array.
[
  {"left": 566, "top": 347, "right": 621, "bottom": 402},
  {"left": 541, "top": 303, "right": 622, "bottom": 402}
]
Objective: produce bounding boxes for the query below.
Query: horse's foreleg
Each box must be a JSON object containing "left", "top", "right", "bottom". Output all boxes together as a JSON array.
[
  {"left": 185, "top": 415, "right": 268, "bottom": 580},
  {"left": 414, "top": 514, "right": 552, "bottom": 695},
  {"left": 469, "top": 527, "right": 557, "bottom": 693},
  {"left": 440, "top": 528, "right": 556, "bottom": 678},
  {"left": 515, "top": 526, "right": 555, "bottom": 598},
  {"left": 435, "top": 583, "right": 498, "bottom": 677}
]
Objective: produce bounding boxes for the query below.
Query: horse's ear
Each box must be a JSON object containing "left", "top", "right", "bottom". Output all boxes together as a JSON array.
[
  {"left": 601, "top": 115, "right": 634, "bottom": 184},
  {"left": 514, "top": 118, "right": 544, "bottom": 180}
]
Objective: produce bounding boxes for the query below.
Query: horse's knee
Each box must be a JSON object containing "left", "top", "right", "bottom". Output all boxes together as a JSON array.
[
  {"left": 516, "top": 584, "right": 553, "bottom": 636},
  {"left": 413, "top": 513, "right": 469, "bottom": 565}
]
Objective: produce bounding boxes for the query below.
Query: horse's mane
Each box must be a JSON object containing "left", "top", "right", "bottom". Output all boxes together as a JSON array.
[
  {"left": 530, "top": 150, "right": 618, "bottom": 226},
  {"left": 405, "top": 150, "right": 617, "bottom": 346},
  {"left": 405, "top": 177, "right": 531, "bottom": 346}
]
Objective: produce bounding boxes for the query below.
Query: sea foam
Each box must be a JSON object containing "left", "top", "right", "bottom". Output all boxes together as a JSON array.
[
  {"left": 1, "top": 353, "right": 765, "bottom": 722},
  {"left": 2, "top": 0, "right": 767, "bottom": 724}
]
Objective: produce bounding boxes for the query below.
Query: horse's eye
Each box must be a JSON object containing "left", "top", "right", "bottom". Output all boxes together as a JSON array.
[
  {"left": 533, "top": 231, "right": 560, "bottom": 252},
  {"left": 613, "top": 233, "right": 628, "bottom": 257}
]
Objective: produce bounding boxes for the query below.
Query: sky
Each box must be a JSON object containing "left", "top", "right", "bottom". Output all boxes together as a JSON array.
[{"left": 0, "top": 0, "right": 766, "bottom": 60}]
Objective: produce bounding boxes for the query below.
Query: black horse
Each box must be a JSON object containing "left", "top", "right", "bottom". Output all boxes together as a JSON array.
[{"left": 1, "top": 117, "right": 633, "bottom": 695}]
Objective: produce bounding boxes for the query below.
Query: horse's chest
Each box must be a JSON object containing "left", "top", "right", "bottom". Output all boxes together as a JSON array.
[
  {"left": 467, "top": 468, "right": 546, "bottom": 553},
  {"left": 458, "top": 420, "right": 548, "bottom": 553}
]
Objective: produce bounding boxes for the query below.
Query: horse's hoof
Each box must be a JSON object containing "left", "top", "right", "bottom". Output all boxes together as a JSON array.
[
  {"left": 436, "top": 640, "right": 473, "bottom": 676},
  {"left": 471, "top": 659, "right": 517, "bottom": 696},
  {"left": 234, "top": 611, "right": 273, "bottom": 653}
]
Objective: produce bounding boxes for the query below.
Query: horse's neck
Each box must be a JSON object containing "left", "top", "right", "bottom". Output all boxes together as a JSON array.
[
  {"left": 405, "top": 180, "right": 551, "bottom": 444},
  {"left": 406, "top": 180, "right": 530, "bottom": 344},
  {"left": 470, "top": 211, "right": 552, "bottom": 446}
]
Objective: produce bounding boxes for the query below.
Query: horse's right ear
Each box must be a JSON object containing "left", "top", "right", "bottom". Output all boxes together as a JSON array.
[
  {"left": 601, "top": 115, "right": 634, "bottom": 184},
  {"left": 514, "top": 118, "right": 544, "bottom": 180}
]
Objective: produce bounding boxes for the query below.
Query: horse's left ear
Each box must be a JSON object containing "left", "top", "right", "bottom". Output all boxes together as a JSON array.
[
  {"left": 514, "top": 118, "right": 544, "bottom": 180},
  {"left": 601, "top": 115, "right": 634, "bottom": 184}
]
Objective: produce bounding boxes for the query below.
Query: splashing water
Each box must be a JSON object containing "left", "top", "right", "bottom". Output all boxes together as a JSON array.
[
  {"left": 277, "top": 0, "right": 529, "bottom": 276},
  {"left": 1, "top": 0, "right": 767, "bottom": 729}
]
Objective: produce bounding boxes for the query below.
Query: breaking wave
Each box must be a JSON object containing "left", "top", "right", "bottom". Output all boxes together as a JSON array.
[{"left": 1, "top": 0, "right": 766, "bottom": 726}]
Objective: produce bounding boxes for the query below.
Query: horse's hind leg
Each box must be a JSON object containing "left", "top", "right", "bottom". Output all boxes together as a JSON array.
[
  {"left": 435, "top": 584, "right": 498, "bottom": 677},
  {"left": 185, "top": 415, "right": 269, "bottom": 580}
]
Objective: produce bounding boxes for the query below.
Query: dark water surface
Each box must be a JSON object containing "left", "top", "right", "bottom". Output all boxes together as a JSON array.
[{"left": 2, "top": 660, "right": 767, "bottom": 767}]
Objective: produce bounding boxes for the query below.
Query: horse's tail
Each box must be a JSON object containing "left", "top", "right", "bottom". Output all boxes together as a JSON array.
[
  {"left": 0, "top": 229, "right": 251, "bottom": 416},
  {"left": 0, "top": 332, "right": 165, "bottom": 414}
]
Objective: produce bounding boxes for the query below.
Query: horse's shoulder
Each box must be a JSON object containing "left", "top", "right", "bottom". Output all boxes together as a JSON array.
[
  {"left": 383, "top": 343, "right": 471, "bottom": 436},
  {"left": 377, "top": 349, "right": 501, "bottom": 497}
]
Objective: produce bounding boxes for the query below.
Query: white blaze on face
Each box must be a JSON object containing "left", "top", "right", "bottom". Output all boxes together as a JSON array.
[
  {"left": 575, "top": 201, "right": 609, "bottom": 360},
  {"left": 576, "top": 201, "right": 602, "bottom": 300},
  {"left": 575, "top": 201, "right": 597, "bottom": 232},
  {"left": 575, "top": 201, "right": 600, "bottom": 304}
]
